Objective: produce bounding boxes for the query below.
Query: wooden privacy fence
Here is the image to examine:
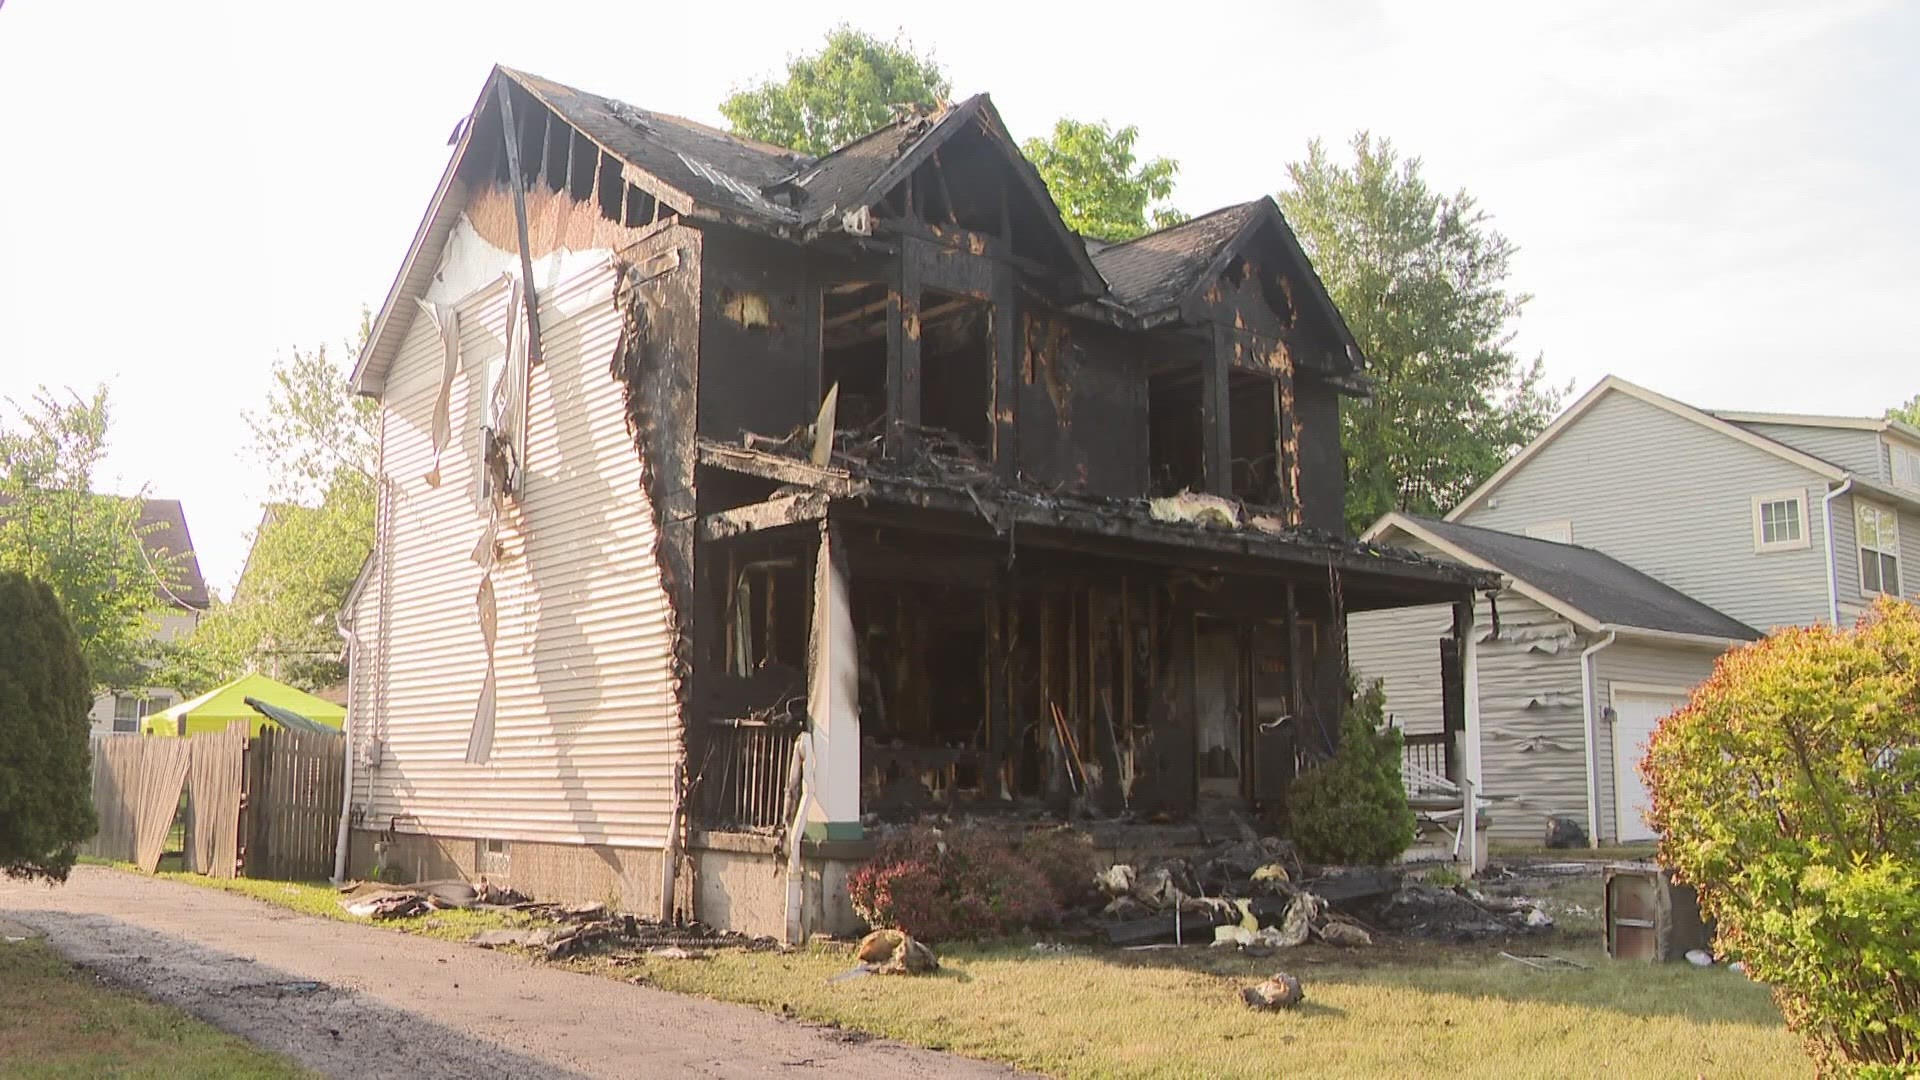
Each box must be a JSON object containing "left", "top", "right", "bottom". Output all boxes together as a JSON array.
[
  {"left": 84, "top": 725, "right": 344, "bottom": 880},
  {"left": 242, "top": 727, "right": 346, "bottom": 881}
]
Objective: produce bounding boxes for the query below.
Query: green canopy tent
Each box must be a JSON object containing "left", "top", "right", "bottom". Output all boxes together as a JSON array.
[{"left": 141, "top": 673, "right": 345, "bottom": 737}]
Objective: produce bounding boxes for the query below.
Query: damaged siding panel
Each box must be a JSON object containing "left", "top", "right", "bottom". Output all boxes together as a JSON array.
[
  {"left": 1293, "top": 378, "right": 1345, "bottom": 532},
  {"left": 1471, "top": 593, "right": 1590, "bottom": 842},
  {"left": 1591, "top": 640, "right": 1722, "bottom": 844},
  {"left": 364, "top": 260, "right": 681, "bottom": 847}
]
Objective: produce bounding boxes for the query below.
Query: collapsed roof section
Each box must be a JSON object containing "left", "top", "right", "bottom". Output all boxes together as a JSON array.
[{"left": 354, "top": 66, "right": 1361, "bottom": 395}]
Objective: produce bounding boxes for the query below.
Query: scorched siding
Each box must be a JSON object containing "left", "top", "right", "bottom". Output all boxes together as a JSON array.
[{"left": 357, "top": 259, "right": 681, "bottom": 848}]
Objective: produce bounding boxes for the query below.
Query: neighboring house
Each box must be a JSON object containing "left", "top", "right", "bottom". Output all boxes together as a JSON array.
[
  {"left": 1350, "top": 515, "right": 1760, "bottom": 844},
  {"left": 87, "top": 497, "right": 211, "bottom": 735},
  {"left": 339, "top": 66, "right": 1496, "bottom": 938},
  {"left": 1351, "top": 375, "right": 1920, "bottom": 843}
]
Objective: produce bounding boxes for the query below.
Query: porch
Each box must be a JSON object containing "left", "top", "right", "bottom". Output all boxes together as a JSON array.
[{"left": 685, "top": 443, "right": 1494, "bottom": 848}]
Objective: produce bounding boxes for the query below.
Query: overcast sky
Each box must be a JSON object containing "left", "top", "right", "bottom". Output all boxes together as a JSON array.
[{"left": 1, "top": 0, "right": 1914, "bottom": 592}]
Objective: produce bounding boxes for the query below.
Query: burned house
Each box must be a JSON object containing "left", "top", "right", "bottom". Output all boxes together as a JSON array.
[{"left": 340, "top": 66, "right": 1497, "bottom": 939}]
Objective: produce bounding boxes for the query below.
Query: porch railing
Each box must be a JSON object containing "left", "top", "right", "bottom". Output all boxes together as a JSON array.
[
  {"left": 1401, "top": 731, "right": 1454, "bottom": 783},
  {"left": 692, "top": 720, "right": 801, "bottom": 833}
]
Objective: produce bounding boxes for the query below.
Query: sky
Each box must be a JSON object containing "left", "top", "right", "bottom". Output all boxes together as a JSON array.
[{"left": 1, "top": 0, "right": 1915, "bottom": 594}]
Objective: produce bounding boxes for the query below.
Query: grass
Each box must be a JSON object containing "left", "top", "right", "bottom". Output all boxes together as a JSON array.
[
  {"left": 0, "top": 938, "right": 312, "bottom": 1079},
  {"left": 117, "top": 863, "right": 1806, "bottom": 1078},
  {"left": 610, "top": 941, "right": 1804, "bottom": 1079}
]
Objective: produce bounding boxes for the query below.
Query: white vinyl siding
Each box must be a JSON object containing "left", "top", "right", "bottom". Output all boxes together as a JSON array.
[
  {"left": 1734, "top": 422, "right": 1882, "bottom": 478},
  {"left": 1349, "top": 537, "right": 1589, "bottom": 842},
  {"left": 351, "top": 258, "right": 682, "bottom": 849},
  {"left": 1456, "top": 390, "right": 1831, "bottom": 631}
]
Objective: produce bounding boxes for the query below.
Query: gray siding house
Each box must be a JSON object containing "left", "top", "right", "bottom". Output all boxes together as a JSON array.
[{"left": 1352, "top": 376, "right": 1920, "bottom": 845}]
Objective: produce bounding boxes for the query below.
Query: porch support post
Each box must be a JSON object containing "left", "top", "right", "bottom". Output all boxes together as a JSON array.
[
  {"left": 1455, "top": 598, "right": 1483, "bottom": 790},
  {"left": 804, "top": 521, "right": 862, "bottom": 841}
]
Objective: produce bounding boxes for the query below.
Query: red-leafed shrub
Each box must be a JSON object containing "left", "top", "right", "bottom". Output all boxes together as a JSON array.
[
  {"left": 1644, "top": 598, "right": 1920, "bottom": 1077},
  {"left": 847, "top": 825, "right": 1068, "bottom": 941}
]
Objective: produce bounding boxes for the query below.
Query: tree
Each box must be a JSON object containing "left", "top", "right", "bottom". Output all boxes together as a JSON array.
[
  {"left": 0, "top": 571, "right": 97, "bottom": 882},
  {"left": 1279, "top": 134, "right": 1564, "bottom": 533},
  {"left": 0, "top": 388, "right": 173, "bottom": 689},
  {"left": 1889, "top": 394, "right": 1919, "bottom": 427},
  {"left": 1644, "top": 600, "right": 1919, "bottom": 1074},
  {"left": 163, "top": 336, "right": 376, "bottom": 694},
  {"left": 720, "top": 26, "right": 951, "bottom": 157},
  {"left": 1022, "top": 119, "right": 1185, "bottom": 242}
]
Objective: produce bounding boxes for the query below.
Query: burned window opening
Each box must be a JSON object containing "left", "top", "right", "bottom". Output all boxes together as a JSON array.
[
  {"left": 1148, "top": 372, "right": 1205, "bottom": 496},
  {"left": 918, "top": 289, "right": 994, "bottom": 454},
  {"left": 724, "top": 559, "right": 807, "bottom": 676},
  {"left": 1229, "top": 371, "right": 1280, "bottom": 503},
  {"left": 822, "top": 283, "right": 890, "bottom": 431}
]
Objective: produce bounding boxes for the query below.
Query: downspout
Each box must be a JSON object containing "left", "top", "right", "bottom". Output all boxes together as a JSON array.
[
  {"left": 1823, "top": 478, "right": 1854, "bottom": 626},
  {"left": 1578, "top": 631, "right": 1618, "bottom": 850},
  {"left": 331, "top": 606, "right": 361, "bottom": 884}
]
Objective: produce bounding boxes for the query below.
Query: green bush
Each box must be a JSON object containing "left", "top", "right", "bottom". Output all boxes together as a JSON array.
[
  {"left": 0, "top": 572, "right": 97, "bottom": 881},
  {"left": 1287, "top": 679, "right": 1415, "bottom": 865},
  {"left": 1645, "top": 598, "right": 1919, "bottom": 1076}
]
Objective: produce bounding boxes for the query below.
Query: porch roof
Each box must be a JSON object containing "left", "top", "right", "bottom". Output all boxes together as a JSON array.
[{"left": 696, "top": 439, "right": 1499, "bottom": 609}]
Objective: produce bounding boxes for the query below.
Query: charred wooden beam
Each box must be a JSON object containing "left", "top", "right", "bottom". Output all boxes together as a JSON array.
[
  {"left": 696, "top": 440, "right": 865, "bottom": 498},
  {"left": 991, "top": 266, "right": 1018, "bottom": 481},
  {"left": 885, "top": 258, "right": 922, "bottom": 459},
  {"left": 494, "top": 81, "right": 544, "bottom": 365},
  {"left": 1203, "top": 326, "right": 1233, "bottom": 495},
  {"left": 698, "top": 492, "right": 831, "bottom": 543}
]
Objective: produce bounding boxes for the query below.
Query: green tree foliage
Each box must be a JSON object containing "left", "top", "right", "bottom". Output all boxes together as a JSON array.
[
  {"left": 1888, "top": 394, "right": 1919, "bottom": 427},
  {"left": 720, "top": 25, "right": 951, "bottom": 157},
  {"left": 1645, "top": 599, "right": 1920, "bottom": 1075},
  {"left": 163, "top": 340, "right": 375, "bottom": 695},
  {"left": 0, "top": 388, "right": 173, "bottom": 689},
  {"left": 1022, "top": 119, "right": 1185, "bottom": 242},
  {"left": 0, "top": 572, "right": 97, "bottom": 882},
  {"left": 1279, "top": 134, "right": 1563, "bottom": 533},
  {"left": 1286, "top": 679, "right": 1415, "bottom": 865}
]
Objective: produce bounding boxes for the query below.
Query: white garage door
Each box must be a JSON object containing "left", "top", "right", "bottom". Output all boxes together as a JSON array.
[{"left": 1612, "top": 689, "right": 1688, "bottom": 843}]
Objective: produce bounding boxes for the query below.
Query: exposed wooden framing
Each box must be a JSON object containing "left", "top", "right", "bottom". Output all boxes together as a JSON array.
[
  {"left": 1203, "top": 325, "right": 1232, "bottom": 495},
  {"left": 563, "top": 127, "right": 576, "bottom": 196},
  {"left": 1272, "top": 377, "right": 1292, "bottom": 518},
  {"left": 698, "top": 491, "right": 830, "bottom": 543},
  {"left": 494, "top": 81, "right": 545, "bottom": 365},
  {"left": 885, "top": 255, "right": 922, "bottom": 458},
  {"left": 1039, "top": 594, "right": 1053, "bottom": 793},
  {"left": 695, "top": 441, "right": 865, "bottom": 498},
  {"left": 1068, "top": 591, "right": 1080, "bottom": 742},
  {"left": 932, "top": 151, "right": 960, "bottom": 226},
  {"left": 991, "top": 266, "right": 1017, "bottom": 480},
  {"left": 1120, "top": 578, "right": 1134, "bottom": 732},
  {"left": 537, "top": 108, "right": 553, "bottom": 188},
  {"left": 823, "top": 295, "right": 892, "bottom": 331}
]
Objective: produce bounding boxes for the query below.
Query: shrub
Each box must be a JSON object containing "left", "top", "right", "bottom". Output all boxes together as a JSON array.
[
  {"left": 847, "top": 825, "right": 1066, "bottom": 941},
  {"left": 1286, "top": 678, "right": 1415, "bottom": 865},
  {"left": 1645, "top": 598, "right": 1920, "bottom": 1076},
  {"left": 1017, "top": 826, "right": 1100, "bottom": 909},
  {"left": 0, "top": 572, "right": 98, "bottom": 882}
]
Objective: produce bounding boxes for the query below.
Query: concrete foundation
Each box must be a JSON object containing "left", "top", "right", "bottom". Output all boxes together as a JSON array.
[{"left": 347, "top": 829, "right": 870, "bottom": 942}]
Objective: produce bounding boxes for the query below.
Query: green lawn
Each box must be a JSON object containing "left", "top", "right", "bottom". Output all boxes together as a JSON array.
[
  {"left": 125, "top": 865, "right": 1806, "bottom": 1078},
  {"left": 0, "top": 938, "right": 312, "bottom": 1079}
]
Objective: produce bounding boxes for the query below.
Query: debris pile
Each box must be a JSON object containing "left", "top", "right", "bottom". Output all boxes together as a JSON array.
[
  {"left": 339, "top": 878, "right": 531, "bottom": 919},
  {"left": 1091, "top": 837, "right": 1556, "bottom": 949}
]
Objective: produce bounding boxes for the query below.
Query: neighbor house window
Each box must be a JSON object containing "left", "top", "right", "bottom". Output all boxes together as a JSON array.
[
  {"left": 1857, "top": 501, "right": 1901, "bottom": 596},
  {"left": 1892, "top": 444, "right": 1920, "bottom": 494},
  {"left": 1752, "top": 491, "right": 1807, "bottom": 552},
  {"left": 112, "top": 694, "right": 142, "bottom": 733}
]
